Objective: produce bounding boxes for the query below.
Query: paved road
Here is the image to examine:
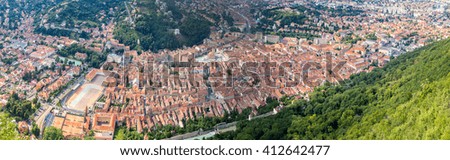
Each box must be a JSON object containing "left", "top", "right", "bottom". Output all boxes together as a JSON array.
[
  {"left": 166, "top": 110, "right": 278, "bottom": 140},
  {"left": 35, "top": 104, "right": 53, "bottom": 134},
  {"left": 229, "top": 7, "right": 252, "bottom": 33}
]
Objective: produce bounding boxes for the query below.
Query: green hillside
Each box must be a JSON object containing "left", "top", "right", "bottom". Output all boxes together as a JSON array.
[
  {"left": 212, "top": 39, "right": 450, "bottom": 140},
  {"left": 0, "top": 113, "right": 19, "bottom": 140},
  {"left": 114, "top": 0, "right": 213, "bottom": 52},
  {"left": 43, "top": 0, "right": 125, "bottom": 28}
]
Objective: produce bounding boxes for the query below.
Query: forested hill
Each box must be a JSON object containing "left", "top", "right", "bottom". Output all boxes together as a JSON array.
[
  {"left": 114, "top": 0, "right": 215, "bottom": 52},
  {"left": 212, "top": 39, "right": 450, "bottom": 140}
]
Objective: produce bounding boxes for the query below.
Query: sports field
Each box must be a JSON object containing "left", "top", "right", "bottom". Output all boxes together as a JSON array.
[{"left": 66, "top": 74, "right": 106, "bottom": 111}]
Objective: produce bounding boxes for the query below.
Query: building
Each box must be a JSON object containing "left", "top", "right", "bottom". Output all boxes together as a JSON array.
[
  {"left": 264, "top": 35, "right": 280, "bottom": 44},
  {"left": 92, "top": 113, "right": 116, "bottom": 140}
]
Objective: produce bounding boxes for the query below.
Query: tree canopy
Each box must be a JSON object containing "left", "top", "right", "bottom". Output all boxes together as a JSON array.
[
  {"left": 4, "top": 93, "right": 39, "bottom": 121},
  {"left": 35, "top": 27, "right": 90, "bottom": 40},
  {"left": 114, "top": 127, "right": 143, "bottom": 140},
  {"left": 57, "top": 44, "right": 106, "bottom": 68},
  {"left": 43, "top": 126, "right": 64, "bottom": 140},
  {"left": 0, "top": 113, "right": 19, "bottom": 140},
  {"left": 44, "top": 0, "right": 125, "bottom": 28},
  {"left": 113, "top": 0, "right": 212, "bottom": 52}
]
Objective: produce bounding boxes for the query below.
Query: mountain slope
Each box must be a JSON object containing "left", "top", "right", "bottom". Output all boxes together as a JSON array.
[
  {"left": 212, "top": 39, "right": 450, "bottom": 140},
  {"left": 0, "top": 113, "right": 18, "bottom": 140},
  {"left": 114, "top": 0, "right": 214, "bottom": 52},
  {"left": 341, "top": 40, "right": 450, "bottom": 139},
  {"left": 41, "top": 0, "right": 125, "bottom": 28}
]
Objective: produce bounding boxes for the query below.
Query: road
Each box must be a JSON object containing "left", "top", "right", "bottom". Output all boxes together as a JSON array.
[
  {"left": 34, "top": 104, "right": 53, "bottom": 136},
  {"left": 166, "top": 110, "right": 278, "bottom": 140},
  {"left": 229, "top": 7, "right": 252, "bottom": 33},
  {"left": 31, "top": 68, "right": 89, "bottom": 129},
  {"left": 124, "top": 1, "right": 135, "bottom": 26}
]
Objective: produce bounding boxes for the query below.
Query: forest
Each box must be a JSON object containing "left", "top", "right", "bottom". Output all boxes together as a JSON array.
[
  {"left": 260, "top": 7, "right": 309, "bottom": 27},
  {"left": 256, "top": 5, "right": 321, "bottom": 39},
  {"left": 0, "top": 113, "right": 19, "bottom": 140},
  {"left": 45, "top": 0, "right": 125, "bottom": 28},
  {"left": 0, "top": 94, "right": 41, "bottom": 139},
  {"left": 113, "top": 0, "right": 212, "bottom": 53},
  {"left": 3, "top": 93, "right": 40, "bottom": 122},
  {"left": 211, "top": 39, "right": 450, "bottom": 140},
  {"left": 34, "top": 27, "right": 90, "bottom": 40}
]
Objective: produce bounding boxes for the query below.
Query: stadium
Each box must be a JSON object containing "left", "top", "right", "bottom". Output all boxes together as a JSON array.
[{"left": 65, "top": 69, "right": 106, "bottom": 112}]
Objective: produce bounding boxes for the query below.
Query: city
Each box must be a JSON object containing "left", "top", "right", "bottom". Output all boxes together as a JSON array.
[{"left": 0, "top": 0, "right": 449, "bottom": 140}]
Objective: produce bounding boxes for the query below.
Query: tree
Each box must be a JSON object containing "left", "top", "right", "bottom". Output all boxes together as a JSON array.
[
  {"left": 180, "top": 17, "right": 212, "bottom": 46},
  {"left": 0, "top": 113, "right": 19, "bottom": 140},
  {"left": 366, "top": 33, "right": 377, "bottom": 41},
  {"left": 4, "top": 93, "right": 37, "bottom": 121},
  {"left": 56, "top": 44, "right": 106, "bottom": 68},
  {"left": 31, "top": 123, "right": 40, "bottom": 137},
  {"left": 114, "top": 5, "right": 212, "bottom": 52},
  {"left": 43, "top": 126, "right": 64, "bottom": 140},
  {"left": 114, "top": 128, "right": 143, "bottom": 140}
]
